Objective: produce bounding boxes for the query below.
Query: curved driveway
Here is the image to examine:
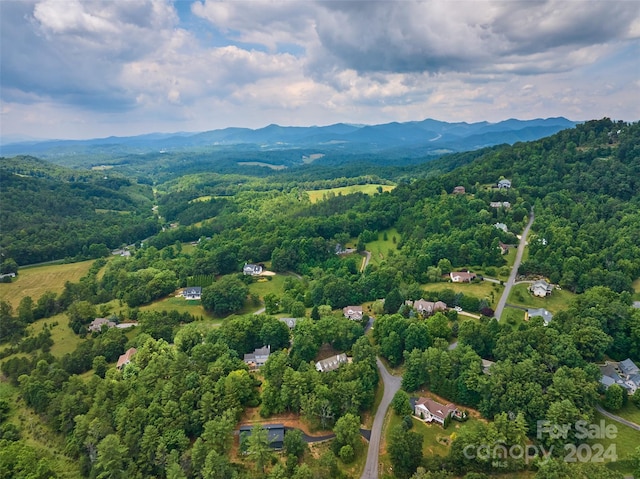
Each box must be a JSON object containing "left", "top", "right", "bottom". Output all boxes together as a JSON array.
[
  {"left": 494, "top": 209, "right": 534, "bottom": 320},
  {"left": 361, "top": 358, "right": 402, "bottom": 479},
  {"left": 595, "top": 404, "right": 640, "bottom": 431}
]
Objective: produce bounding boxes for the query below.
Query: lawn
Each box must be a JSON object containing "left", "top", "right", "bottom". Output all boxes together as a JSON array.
[
  {"left": 366, "top": 228, "right": 401, "bottom": 267},
  {"left": 140, "top": 295, "right": 214, "bottom": 319},
  {"left": 306, "top": 184, "right": 395, "bottom": 204},
  {"left": 0, "top": 259, "right": 95, "bottom": 308},
  {"left": 501, "top": 307, "right": 526, "bottom": 325},
  {"left": 612, "top": 402, "right": 640, "bottom": 425},
  {"left": 421, "top": 280, "right": 503, "bottom": 308},
  {"left": 592, "top": 411, "right": 640, "bottom": 474},
  {"left": 506, "top": 283, "right": 575, "bottom": 314},
  {"left": 247, "top": 274, "right": 290, "bottom": 301},
  {"left": 632, "top": 278, "right": 640, "bottom": 300},
  {"left": 379, "top": 411, "right": 484, "bottom": 476}
]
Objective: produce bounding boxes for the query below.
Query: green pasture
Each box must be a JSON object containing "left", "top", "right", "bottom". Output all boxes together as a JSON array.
[
  {"left": 506, "top": 283, "right": 574, "bottom": 313},
  {"left": 0, "top": 259, "right": 95, "bottom": 308},
  {"left": 365, "top": 228, "right": 401, "bottom": 267},
  {"left": 306, "top": 184, "right": 395, "bottom": 204}
]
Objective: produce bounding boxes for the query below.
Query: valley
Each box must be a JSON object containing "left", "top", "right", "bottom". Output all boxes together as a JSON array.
[{"left": 1, "top": 118, "right": 640, "bottom": 479}]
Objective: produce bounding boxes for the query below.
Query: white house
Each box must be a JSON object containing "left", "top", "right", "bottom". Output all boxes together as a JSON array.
[
  {"left": 450, "top": 271, "right": 476, "bottom": 283},
  {"left": 529, "top": 280, "right": 553, "bottom": 297},
  {"left": 498, "top": 179, "right": 512, "bottom": 189},
  {"left": 243, "top": 263, "right": 263, "bottom": 275},
  {"left": 183, "top": 287, "right": 202, "bottom": 300},
  {"left": 414, "top": 397, "right": 461, "bottom": 426},
  {"left": 315, "top": 353, "right": 348, "bottom": 373}
]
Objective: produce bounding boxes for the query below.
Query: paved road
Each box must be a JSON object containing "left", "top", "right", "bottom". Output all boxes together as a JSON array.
[
  {"left": 361, "top": 358, "right": 402, "bottom": 479},
  {"left": 595, "top": 404, "right": 640, "bottom": 431},
  {"left": 361, "top": 250, "right": 372, "bottom": 273},
  {"left": 494, "top": 209, "right": 534, "bottom": 321}
]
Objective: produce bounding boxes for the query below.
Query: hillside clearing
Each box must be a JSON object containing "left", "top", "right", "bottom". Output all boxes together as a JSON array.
[
  {"left": 0, "top": 260, "right": 95, "bottom": 308},
  {"left": 306, "top": 184, "right": 395, "bottom": 203}
]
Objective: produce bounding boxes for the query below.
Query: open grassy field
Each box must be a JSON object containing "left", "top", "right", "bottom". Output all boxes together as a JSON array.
[
  {"left": 506, "top": 283, "right": 575, "bottom": 313},
  {"left": 632, "top": 278, "right": 640, "bottom": 300},
  {"left": 0, "top": 259, "right": 95, "bottom": 308},
  {"left": 31, "top": 313, "right": 83, "bottom": 357},
  {"left": 366, "top": 228, "right": 401, "bottom": 267},
  {"left": 421, "top": 280, "right": 503, "bottom": 308},
  {"left": 306, "top": 184, "right": 395, "bottom": 204}
]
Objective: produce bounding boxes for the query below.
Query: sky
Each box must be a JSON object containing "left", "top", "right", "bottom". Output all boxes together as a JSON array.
[{"left": 1, "top": 0, "right": 639, "bottom": 141}]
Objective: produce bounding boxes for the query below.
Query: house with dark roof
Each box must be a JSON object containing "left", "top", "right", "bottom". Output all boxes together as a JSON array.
[
  {"left": 413, "top": 397, "right": 462, "bottom": 427},
  {"left": 498, "top": 241, "right": 511, "bottom": 255},
  {"left": 243, "top": 345, "right": 271, "bottom": 370},
  {"left": 183, "top": 287, "right": 202, "bottom": 300},
  {"left": 620, "top": 358, "right": 639, "bottom": 377},
  {"left": 526, "top": 308, "right": 553, "bottom": 325},
  {"left": 598, "top": 361, "right": 637, "bottom": 394},
  {"left": 239, "top": 424, "right": 285, "bottom": 450},
  {"left": 243, "top": 263, "right": 263, "bottom": 275},
  {"left": 315, "top": 353, "right": 348, "bottom": 373}
]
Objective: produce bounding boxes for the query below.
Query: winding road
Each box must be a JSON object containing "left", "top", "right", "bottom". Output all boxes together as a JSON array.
[
  {"left": 494, "top": 208, "right": 534, "bottom": 321},
  {"left": 361, "top": 358, "right": 402, "bottom": 479}
]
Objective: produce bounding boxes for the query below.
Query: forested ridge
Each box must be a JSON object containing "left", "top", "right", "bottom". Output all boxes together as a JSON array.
[
  {"left": 1, "top": 118, "right": 640, "bottom": 479},
  {"left": 0, "top": 157, "right": 159, "bottom": 265}
]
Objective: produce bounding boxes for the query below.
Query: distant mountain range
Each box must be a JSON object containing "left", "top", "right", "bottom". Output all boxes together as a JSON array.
[{"left": 0, "top": 117, "right": 576, "bottom": 160}]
